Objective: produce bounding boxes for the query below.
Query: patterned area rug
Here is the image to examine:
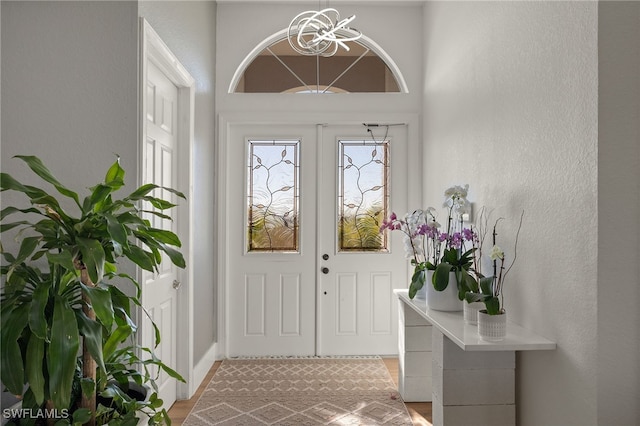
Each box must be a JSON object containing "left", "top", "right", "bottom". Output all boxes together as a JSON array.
[{"left": 182, "top": 357, "right": 412, "bottom": 425}]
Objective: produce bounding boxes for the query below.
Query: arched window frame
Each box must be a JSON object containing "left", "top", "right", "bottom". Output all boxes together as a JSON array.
[{"left": 228, "top": 28, "right": 409, "bottom": 94}]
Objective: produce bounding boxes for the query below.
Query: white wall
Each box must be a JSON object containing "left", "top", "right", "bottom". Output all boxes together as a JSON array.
[
  {"left": 423, "top": 1, "right": 601, "bottom": 425},
  {"left": 139, "top": 0, "right": 218, "bottom": 370},
  {"left": 597, "top": 2, "right": 640, "bottom": 424}
]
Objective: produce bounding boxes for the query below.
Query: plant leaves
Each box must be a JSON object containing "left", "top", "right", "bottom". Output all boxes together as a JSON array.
[
  {"left": 125, "top": 245, "right": 155, "bottom": 272},
  {"left": 142, "top": 228, "right": 182, "bottom": 247},
  {"left": 141, "top": 196, "right": 177, "bottom": 210},
  {"left": 103, "top": 325, "right": 133, "bottom": 360},
  {"left": 485, "top": 296, "right": 501, "bottom": 315},
  {"left": 77, "top": 237, "right": 106, "bottom": 284},
  {"left": 29, "top": 278, "right": 50, "bottom": 340},
  {"left": 72, "top": 408, "right": 92, "bottom": 425},
  {"left": 156, "top": 242, "right": 186, "bottom": 268},
  {"left": 1, "top": 206, "right": 42, "bottom": 221},
  {"left": 104, "top": 158, "right": 125, "bottom": 189},
  {"left": 409, "top": 268, "right": 425, "bottom": 299},
  {"left": 47, "top": 251, "right": 76, "bottom": 273},
  {"left": 0, "top": 304, "right": 29, "bottom": 395},
  {"left": 88, "top": 184, "right": 114, "bottom": 212},
  {"left": 81, "top": 283, "right": 114, "bottom": 330},
  {"left": 47, "top": 295, "right": 79, "bottom": 409},
  {"left": 125, "top": 183, "right": 158, "bottom": 200},
  {"left": 0, "top": 172, "right": 48, "bottom": 200},
  {"left": 14, "top": 155, "right": 80, "bottom": 207},
  {"left": 433, "top": 262, "right": 453, "bottom": 291},
  {"left": 6, "top": 236, "right": 40, "bottom": 281},
  {"left": 25, "top": 334, "right": 46, "bottom": 405},
  {"left": 479, "top": 276, "right": 494, "bottom": 295},
  {"left": 76, "top": 310, "right": 106, "bottom": 374},
  {"left": 105, "top": 213, "right": 130, "bottom": 252}
]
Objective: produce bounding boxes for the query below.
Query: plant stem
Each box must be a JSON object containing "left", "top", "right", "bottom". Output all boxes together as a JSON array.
[
  {"left": 80, "top": 268, "right": 97, "bottom": 426},
  {"left": 502, "top": 210, "right": 525, "bottom": 281}
]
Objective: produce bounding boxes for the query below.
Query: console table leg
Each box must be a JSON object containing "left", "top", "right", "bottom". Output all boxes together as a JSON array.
[
  {"left": 397, "top": 299, "right": 432, "bottom": 402},
  {"left": 432, "top": 328, "right": 516, "bottom": 426}
]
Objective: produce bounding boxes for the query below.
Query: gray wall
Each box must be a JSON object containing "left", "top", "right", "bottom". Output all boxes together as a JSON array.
[
  {"left": 597, "top": 1, "right": 640, "bottom": 424},
  {"left": 2, "top": 0, "right": 138, "bottom": 183},
  {"left": 138, "top": 0, "right": 217, "bottom": 365}
]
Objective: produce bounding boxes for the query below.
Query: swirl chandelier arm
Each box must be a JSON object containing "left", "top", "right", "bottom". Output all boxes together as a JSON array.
[{"left": 288, "top": 8, "right": 362, "bottom": 57}]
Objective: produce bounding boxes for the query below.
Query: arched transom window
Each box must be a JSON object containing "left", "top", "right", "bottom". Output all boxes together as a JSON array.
[{"left": 230, "top": 29, "right": 408, "bottom": 94}]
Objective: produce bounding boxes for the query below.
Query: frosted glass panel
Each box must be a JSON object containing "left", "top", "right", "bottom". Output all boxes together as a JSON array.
[
  {"left": 247, "top": 140, "right": 300, "bottom": 252},
  {"left": 338, "top": 140, "right": 389, "bottom": 252}
]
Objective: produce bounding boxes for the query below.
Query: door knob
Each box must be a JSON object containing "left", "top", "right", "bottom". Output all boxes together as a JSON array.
[
  {"left": 321, "top": 267, "right": 329, "bottom": 274},
  {"left": 172, "top": 279, "right": 182, "bottom": 289},
  {"left": 322, "top": 254, "right": 329, "bottom": 260}
]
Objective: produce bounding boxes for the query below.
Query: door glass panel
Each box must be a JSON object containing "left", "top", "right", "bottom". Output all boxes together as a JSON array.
[
  {"left": 338, "top": 139, "right": 389, "bottom": 252},
  {"left": 247, "top": 140, "right": 300, "bottom": 252}
]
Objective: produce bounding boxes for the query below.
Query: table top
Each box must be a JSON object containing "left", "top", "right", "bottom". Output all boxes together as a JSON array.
[{"left": 395, "top": 289, "right": 556, "bottom": 352}]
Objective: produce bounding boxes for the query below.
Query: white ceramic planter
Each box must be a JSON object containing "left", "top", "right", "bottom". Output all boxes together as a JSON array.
[
  {"left": 426, "top": 270, "right": 462, "bottom": 311},
  {"left": 463, "top": 301, "right": 484, "bottom": 325},
  {"left": 478, "top": 310, "right": 507, "bottom": 341}
]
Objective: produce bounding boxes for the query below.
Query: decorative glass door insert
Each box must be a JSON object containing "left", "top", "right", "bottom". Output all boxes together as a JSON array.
[
  {"left": 338, "top": 139, "right": 389, "bottom": 252},
  {"left": 247, "top": 140, "right": 300, "bottom": 252}
]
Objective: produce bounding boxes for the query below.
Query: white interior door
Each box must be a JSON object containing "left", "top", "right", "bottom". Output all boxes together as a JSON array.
[
  {"left": 317, "top": 125, "right": 408, "bottom": 355},
  {"left": 141, "top": 60, "right": 179, "bottom": 406},
  {"left": 226, "top": 122, "right": 408, "bottom": 356}
]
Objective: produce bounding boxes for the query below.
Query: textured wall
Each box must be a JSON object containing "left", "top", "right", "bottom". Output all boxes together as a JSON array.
[
  {"left": 138, "top": 0, "right": 218, "bottom": 366},
  {"left": 597, "top": 2, "right": 640, "bottom": 424},
  {"left": 423, "top": 2, "right": 599, "bottom": 424},
  {"left": 1, "top": 0, "right": 138, "bottom": 185}
]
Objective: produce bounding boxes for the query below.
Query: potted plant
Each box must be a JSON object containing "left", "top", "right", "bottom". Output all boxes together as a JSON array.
[
  {"left": 465, "top": 211, "right": 524, "bottom": 340},
  {"left": 380, "top": 185, "right": 478, "bottom": 310},
  {"left": 1, "top": 155, "right": 185, "bottom": 425}
]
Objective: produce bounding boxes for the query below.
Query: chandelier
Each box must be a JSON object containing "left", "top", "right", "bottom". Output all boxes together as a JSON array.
[{"left": 288, "top": 8, "right": 362, "bottom": 57}]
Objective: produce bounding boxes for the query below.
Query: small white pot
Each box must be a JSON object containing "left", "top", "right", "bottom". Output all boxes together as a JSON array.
[
  {"left": 478, "top": 310, "right": 507, "bottom": 341},
  {"left": 463, "top": 301, "right": 484, "bottom": 325},
  {"left": 426, "top": 270, "right": 462, "bottom": 311}
]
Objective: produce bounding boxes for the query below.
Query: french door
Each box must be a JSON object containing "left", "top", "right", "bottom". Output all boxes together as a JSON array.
[{"left": 226, "top": 122, "right": 408, "bottom": 357}]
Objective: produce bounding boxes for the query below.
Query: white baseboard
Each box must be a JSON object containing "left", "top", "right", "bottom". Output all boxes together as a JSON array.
[{"left": 190, "top": 342, "right": 218, "bottom": 398}]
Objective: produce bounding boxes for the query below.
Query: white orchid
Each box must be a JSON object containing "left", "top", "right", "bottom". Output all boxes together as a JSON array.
[
  {"left": 489, "top": 245, "right": 505, "bottom": 260},
  {"left": 443, "top": 184, "right": 469, "bottom": 205}
]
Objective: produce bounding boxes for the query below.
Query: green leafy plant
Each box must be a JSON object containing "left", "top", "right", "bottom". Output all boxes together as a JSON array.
[{"left": 1, "top": 155, "right": 185, "bottom": 425}]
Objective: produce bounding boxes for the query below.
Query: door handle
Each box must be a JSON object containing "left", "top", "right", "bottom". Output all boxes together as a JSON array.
[
  {"left": 172, "top": 279, "right": 182, "bottom": 290},
  {"left": 321, "top": 267, "right": 329, "bottom": 274}
]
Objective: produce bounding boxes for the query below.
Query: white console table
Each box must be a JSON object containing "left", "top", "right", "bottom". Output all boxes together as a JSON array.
[{"left": 395, "top": 289, "right": 556, "bottom": 426}]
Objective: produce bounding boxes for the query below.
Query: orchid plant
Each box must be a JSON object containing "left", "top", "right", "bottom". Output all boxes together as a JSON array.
[
  {"left": 465, "top": 211, "right": 524, "bottom": 315},
  {"left": 380, "top": 185, "right": 479, "bottom": 299}
]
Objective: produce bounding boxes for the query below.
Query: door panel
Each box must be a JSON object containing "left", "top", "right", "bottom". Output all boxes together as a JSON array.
[
  {"left": 317, "top": 125, "right": 408, "bottom": 355},
  {"left": 227, "top": 124, "right": 317, "bottom": 356},
  {"left": 141, "top": 60, "right": 179, "bottom": 406}
]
